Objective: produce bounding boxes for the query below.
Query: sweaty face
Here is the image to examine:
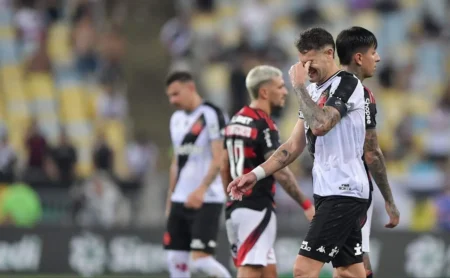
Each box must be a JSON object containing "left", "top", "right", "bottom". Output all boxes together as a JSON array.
[
  {"left": 264, "top": 76, "right": 288, "bottom": 109},
  {"left": 360, "top": 46, "right": 381, "bottom": 78},
  {"left": 166, "top": 81, "right": 193, "bottom": 110},
  {"left": 298, "top": 48, "right": 333, "bottom": 83}
]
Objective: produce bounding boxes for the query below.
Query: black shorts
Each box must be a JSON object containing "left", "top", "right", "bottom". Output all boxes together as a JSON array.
[
  {"left": 163, "top": 202, "right": 223, "bottom": 254},
  {"left": 298, "top": 195, "right": 368, "bottom": 268}
]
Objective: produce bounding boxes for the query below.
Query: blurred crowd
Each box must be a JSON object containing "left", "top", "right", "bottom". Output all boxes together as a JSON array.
[
  {"left": 0, "top": 0, "right": 159, "bottom": 228},
  {"left": 161, "top": 0, "right": 450, "bottom": 231}
]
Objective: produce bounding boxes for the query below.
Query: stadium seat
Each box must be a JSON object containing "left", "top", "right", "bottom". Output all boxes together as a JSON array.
[
  {"left": 26, "top": 73, "right": 59, "bottom": 143},
  {"left": 47, "top": 22, "right": 73, "bottom": 66}
]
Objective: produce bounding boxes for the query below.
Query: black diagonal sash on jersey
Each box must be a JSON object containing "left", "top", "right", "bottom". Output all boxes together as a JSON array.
[{"left": 176, "top": 114, "right": 206, "bottom": 184}]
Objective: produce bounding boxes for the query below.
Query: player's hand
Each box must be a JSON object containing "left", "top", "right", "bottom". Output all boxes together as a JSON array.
[
  {"left": 185, "top": 186, "right": 206, "bottom": 209},
  {"left": 384, "top": 201, "right": 400, "bottom": 228},
  {"left": 227, "top": 173, "right": 257, "bottom": 201},
  {"left": 289, "top": 61, "right": 311, "bottom": 88},
  {"left": 303, "top": 206, "right": 315, "bottom": 222}
]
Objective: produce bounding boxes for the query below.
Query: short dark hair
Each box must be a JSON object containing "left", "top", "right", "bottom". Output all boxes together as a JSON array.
[
  {"left": 336, "top": 26, "right": 378, "bottom": 66},
  {"left": 165, "top": 71, "right": 194, "bottom": 86},
  {"left": 295, "top": 27, "right": 335, "bottom": 54}
]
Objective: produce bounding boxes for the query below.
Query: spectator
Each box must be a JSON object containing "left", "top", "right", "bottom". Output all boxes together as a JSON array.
[
  {"left": 0, "top": 134, "right": 17, "bottom": 183},
  {"left": 26, "top": 32, "right": 51, "bottom": 75},
  {"left": 92, "top": 132, "right": 114, "bottom": 174},
  {"left": 44, "top": 0, "right": 63, "bottom": 26},
  {"left": 14, "top": 0, "right": 44, "bottom": 61},
  {"left": 77, "top": 172, "right": 131, "bottom": 228},
  {"left": 126, "top": 132, "right": 159, "bottom": 185},
  {"left": 96, "top": 75, "right": 128, "bottom": 121},
  {"left": 160, "top": 15, "right": 193, "bottom": 60},
  {"left": 71, "top": 5, "right": 98, "bottom": 77},
  {"left": 238, "top": 0, "right": 276, "bottom": 50},
  {"left": 98, "top": 24, "right": 125, "bottom": 82},
  {"left": 49, "top": 129, "right": 78, "bottom": 187},
  {"left": 434, "top": 176, "right": 450, "bottom": 231},
  {"left": 24, "top": 120, "right": 49, "bottom": 183}
]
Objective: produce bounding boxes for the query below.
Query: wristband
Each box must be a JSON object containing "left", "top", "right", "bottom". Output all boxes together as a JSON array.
[
  {"left": 301, "top": 199, "right": 312, "bottom": 210},
  {"left": 251, "top": 166, "right": 266, "bottom": 181}
]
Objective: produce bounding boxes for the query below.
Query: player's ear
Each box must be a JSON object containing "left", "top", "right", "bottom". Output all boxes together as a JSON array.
[
  {"left": 259, "top": 87, "right": 269, "bottom": 100},
  {"left": 325, "top": 47, "right": 334, "bottom": 58},
  {"left": 354, "top": 53, "right": 363, "bottom": 66},
  {"left": 187, "top": 82, "right": 196, "bottom": 92}
]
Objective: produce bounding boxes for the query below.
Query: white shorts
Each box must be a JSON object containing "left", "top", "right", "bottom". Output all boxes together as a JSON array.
[
  {"left": 362, "top": 200, "right": 373, "bottom": 253},
  {"left": 225, "top": 207, "right": 277, "bottom": 267}
]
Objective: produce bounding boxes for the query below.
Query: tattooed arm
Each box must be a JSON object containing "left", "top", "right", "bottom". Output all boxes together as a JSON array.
[
  {"left": 364, "top": 129, "right": 393, "bottom": 202},
  {"left": 294, "top": 84, "right": 342, "bottom": 136},
  {"left": 364, "top": 129, "right": 400, "bottom": 227},
  {"left": 264, "top": 150, "right": 307, "bottom": 206},
  {"left": 259, "top": 119, "right": 306, "bottom": 176}
]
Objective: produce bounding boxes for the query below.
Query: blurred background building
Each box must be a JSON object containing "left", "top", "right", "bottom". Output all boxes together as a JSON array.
[{"left": 0, "top": 0, "right": 449, "bottom": 234}]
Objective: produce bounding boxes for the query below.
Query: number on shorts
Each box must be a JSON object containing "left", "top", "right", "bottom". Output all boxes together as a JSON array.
[{"left": 226, "top": 139, "right": 245, "bottom": 180}]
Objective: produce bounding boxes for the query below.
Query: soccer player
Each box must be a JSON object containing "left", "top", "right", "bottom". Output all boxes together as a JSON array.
[
  {"left": 220, "top": 65, "right": 315, "bottom": 278},
  {"left": 335, "top": 26, "right": 400, "bottom": 278},
  {"left": 228, "top": 27, "right": 376, "bottom": 278},
  {"left": 164, "top": 71, "right": 232, "bottom": 278}
]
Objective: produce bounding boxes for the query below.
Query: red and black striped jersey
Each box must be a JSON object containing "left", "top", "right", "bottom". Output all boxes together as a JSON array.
[{"left": 223, "top": 106, "right": 280, "bottom": 211}]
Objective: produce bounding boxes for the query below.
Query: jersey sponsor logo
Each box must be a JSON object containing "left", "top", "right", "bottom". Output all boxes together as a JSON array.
[
  {"left": 354, "top": 243, "right": 363, "bottom": 255},
  {"left": 231, "top": 115, "right": 253, "bottom": 125},
  {"left": 365, "top": 98, "right": 372, "bottom": 124},
  {"left": 191, "top": 118, "right": 205, "bottom": 136},
  {"left": 316, "top": 246, "right": 326, "bottom": 253},
  {"left": 225, "top": 124, "right": 253, "bottom": 138},
  {"left": 339, "top": 184, "right": 350, "bottom": 191},
  {"left": 300, "top": 241, "right": 311, "bottom": 252},
  {"left": 208, "top": 240, "right": 217, "bottom": 248},
  {"left": 263, "top": 128, "right": 272, "bottom": 148},
  {"left": 175, "top": 143, "right": 203, "bottom": 155},
  {"left": 329, "top": 246, "right": 339, "bottom": 257},
  {"left": 190, "top": 239, "right": 205, "bottom": 249},
  {"left": 317, "top": 89, "right": 330, "bottom": 108}
]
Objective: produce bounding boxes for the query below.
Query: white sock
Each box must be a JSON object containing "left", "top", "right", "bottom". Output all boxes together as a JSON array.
[
  {"left": 167, "top": 250, "right": 191, "bottom": 278},
  {"left": 191, "top": 256, "right": 232, "bottom": 278}
]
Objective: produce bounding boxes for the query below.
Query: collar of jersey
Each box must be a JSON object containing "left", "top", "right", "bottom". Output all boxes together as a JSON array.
[
  {"left": 246, "top": 106, "right": 271, "bottom": 119},
  {"left": 316, "top": 70, "right": 342, "bottom": 90},
  {"left": 183, "top": 101, "right": 204, "bottom": 115}
]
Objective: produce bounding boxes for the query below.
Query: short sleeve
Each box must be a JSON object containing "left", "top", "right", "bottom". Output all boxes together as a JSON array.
[
  {"left": 257, "top": 120, "right": 281, "bottom": 156},
  {"left": 325, "top": 75, "right": 360, "bottom": 118},
  {"left": 298, "top": 109, "right": 304, "bottom": 119},
  {"left": 205, "top": 107, "right": 227, "bottom": 141}
]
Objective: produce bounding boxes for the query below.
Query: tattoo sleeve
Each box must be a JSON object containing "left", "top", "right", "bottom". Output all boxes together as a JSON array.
[
  {"left": 294, "top": 85, "right": 340, "bottom": 135},
  {"left": 265, "top": 151, "right": 307, "bottom": 207},
  {"left": 364, "top": 129, "right": 394, "bottom": 203}
]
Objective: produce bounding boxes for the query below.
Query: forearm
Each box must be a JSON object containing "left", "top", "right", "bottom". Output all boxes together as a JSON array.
[
  {"left": 220, "top": 163, "right": 232, "bottom": 195},
  {"left": 168, "top": 163, "right": 177, "bottom": 200},
  {"left": 274, "top": 168, "right": 308, "bottom": 207},
  {"left": 294, "top": 85, "right": 327, "bottom": 130},
  {"left": 260, "top": 140, "right": 301, "bottom": 176},
  {"left": 366, "top": 149, "right": 394, "bottom": 204},
  {"left": 198, "top": 161, "right": 221, "bottom": 190}
]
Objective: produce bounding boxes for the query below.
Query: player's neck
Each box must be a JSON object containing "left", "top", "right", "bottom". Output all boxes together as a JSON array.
[
  {"left": 186, "top": 94, "right": 203, "bottom": 112},
  {"left": 318, "top": 63, "right": 341, "bottom": 85},
  {"left": 341, "top": 65, "right": 365, "bottom": 82},
  {"left": 249, "top": 99, "right": 271, "bottom": 116}
]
